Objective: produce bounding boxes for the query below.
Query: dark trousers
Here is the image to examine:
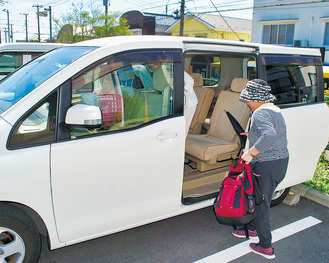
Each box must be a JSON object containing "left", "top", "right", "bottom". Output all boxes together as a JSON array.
[{"left": 248, "top": 157, "right": 289, "bottom": 248}]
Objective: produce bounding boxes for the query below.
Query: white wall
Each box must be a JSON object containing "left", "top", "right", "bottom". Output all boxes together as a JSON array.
[{"left": 251, "top": 0, "right": 329, "bottom": 64}]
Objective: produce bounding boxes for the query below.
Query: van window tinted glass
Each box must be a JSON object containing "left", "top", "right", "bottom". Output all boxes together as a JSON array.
[
  {"left": 0, "top": 46, "right": 97, "bottom": 114},
  {"left": 190, "top": 55, "right": 221, "bottom": 86},
  {"left": 70, "top": 50, "right": 181, "bottom": 138},
  {"left": 0, "top": 52, "right": 23, "bottom": 76},
  {"left": 8, "top": 91, "right": 58, "bottom": 148},
  {"left": 263, "top": 55, "right": 322, "bottom": 105}
]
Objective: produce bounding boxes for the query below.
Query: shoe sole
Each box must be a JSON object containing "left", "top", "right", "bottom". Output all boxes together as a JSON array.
[
  {"left": 232, "top": 232, "right": 258, "bottom": 240},
  {"left": 250, "top": 246, "right": 276, "bottom": 260}
]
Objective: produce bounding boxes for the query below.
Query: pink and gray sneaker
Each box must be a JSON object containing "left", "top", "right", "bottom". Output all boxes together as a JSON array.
[
  {"left": 232, "top": 228, "right": 258, "bottom": 239},
  {"left": 249, "top": 242, "right": 276, "bottom": 260}
]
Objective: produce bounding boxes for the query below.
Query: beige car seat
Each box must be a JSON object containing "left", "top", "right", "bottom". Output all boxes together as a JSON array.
[
  {"left": 185, "top": 78, "right": 250, "bottom": 171},
  {"left": 189, "top": 73, "right": 215, "bottom": 134}
]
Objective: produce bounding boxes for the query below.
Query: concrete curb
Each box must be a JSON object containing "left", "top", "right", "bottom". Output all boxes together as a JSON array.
[{"left": 291, "top": 184, "right": 329, "bottom": 208}]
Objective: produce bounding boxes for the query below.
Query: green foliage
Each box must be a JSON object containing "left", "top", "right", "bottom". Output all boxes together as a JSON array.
[
  {"left": 54, "top": 2, "right": 130, "bottom": 43},
  {"left": 304, "top": 149, "right": 329, "bottom": 195}
]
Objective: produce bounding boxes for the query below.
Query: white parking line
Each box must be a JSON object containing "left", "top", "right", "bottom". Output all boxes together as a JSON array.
[{"left": 194, "top": 216, "right": 322, "bottom": 263}]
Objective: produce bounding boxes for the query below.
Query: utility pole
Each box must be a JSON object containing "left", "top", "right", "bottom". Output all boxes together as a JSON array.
[
  {"left": 20, "top": 13, "right": 29, "bottom": 42},
  {"left": 4, "top": 28, "right": 7, "bottom": 43},
  {"left": 179, "top": 0, "right": 185, "bottom": 36},
  {"left": 44, "top": 6, "right": 52, "bottom": 42},
  {"left": 33, "top": 4, "right": 43, "bottom": 42},
  {"left": 103, "top": 0, "right": 110, "bottom": 27},
  {"left": 10, "top": 24, "right": 13, "bottom": 42},
  {"left": 3, "top": 9, "right": 10, "bottom": 42}
]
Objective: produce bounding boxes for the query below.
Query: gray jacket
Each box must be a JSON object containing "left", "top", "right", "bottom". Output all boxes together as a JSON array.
[{"left": 249, "top": 107, "right": 289, "bottom": 164}]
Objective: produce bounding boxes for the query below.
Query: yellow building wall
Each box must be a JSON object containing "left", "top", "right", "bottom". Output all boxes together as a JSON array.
[{"left": 170, "top": 17, "right": 251, "bottom": 42}]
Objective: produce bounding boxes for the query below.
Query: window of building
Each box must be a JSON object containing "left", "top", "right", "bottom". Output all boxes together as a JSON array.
[
  {"left": 70, "top": 50, "right": 181, "bottom": 138},
  {"left": 262, "top": 55, "right": 322, "bottom": 105},
  {"left": 324, "top": 22, "right": 329, "bottom": 45},
  {"left": 262, "top": 24, "right": 295, "bottom": 45}
]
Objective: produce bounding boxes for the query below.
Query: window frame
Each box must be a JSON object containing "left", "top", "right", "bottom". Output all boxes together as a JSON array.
[
  {"left": 59, "top": 49, "right": 184, "bottom": 140},
  {"left": 7, "top": 90, "right": 59, "bottom": 150},
  {"left": 262, "top": 23, "right": 295, "bottom": 46},
  {"left": 258, "top": 54, "right": 324, "bottom": 108}
]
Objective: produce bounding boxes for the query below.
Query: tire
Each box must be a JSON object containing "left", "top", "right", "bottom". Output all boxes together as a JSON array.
[
  {"left": 270, "top": 187, "right": 290, "bottom": 207},
  {"left": 0, "top": 204, "right": 41, "bottom": 263}
]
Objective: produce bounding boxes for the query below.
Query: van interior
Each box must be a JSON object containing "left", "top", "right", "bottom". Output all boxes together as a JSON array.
[{"left": 182, "top": 52, "right": 257, "bottom": 204}]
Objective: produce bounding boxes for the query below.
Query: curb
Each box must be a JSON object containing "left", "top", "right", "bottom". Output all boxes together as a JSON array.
[{"left": 291, "top": 184, "right": 329, "bottom": 208}]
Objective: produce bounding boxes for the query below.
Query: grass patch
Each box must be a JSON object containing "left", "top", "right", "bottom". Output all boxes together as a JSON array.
[{"left": 304, "top": 145, "right": 329, "bottom": 195}]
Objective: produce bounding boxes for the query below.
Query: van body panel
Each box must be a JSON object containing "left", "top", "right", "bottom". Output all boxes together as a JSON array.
[
  {"left": 279, "top": 103, "right": 329, "bottom": 189},
  {"left": 51, "top": 117, "right": 185, "bottom": 242}
]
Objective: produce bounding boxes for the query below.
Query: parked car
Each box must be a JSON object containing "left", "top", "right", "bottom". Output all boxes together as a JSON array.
[
  {"left": 0, "top": 36, "right": 328, "bottom": 262},
  {"left": 0, "top": 42, "right": 63, "bottom": 80}
]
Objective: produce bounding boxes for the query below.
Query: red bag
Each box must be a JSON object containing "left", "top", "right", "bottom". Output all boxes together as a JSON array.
[{"left": 214, "top": 159, "right": 257, "bottom": 226}]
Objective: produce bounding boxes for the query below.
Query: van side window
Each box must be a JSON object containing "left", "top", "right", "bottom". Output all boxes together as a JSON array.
[
  {"left": 8, "top": 91, "right": 58, "bottom": 148},
  {"left": 262, "top": 55, "right": 322, "bottom": 105},
  {"left": 0, "top": 52, "right": 23, "bottom": 76},
  {"left": 70, "top": 50, "right": 181, "bottom": 138},
  {"left": 190, "top": 55, "right": 221, "bottom": 86}
]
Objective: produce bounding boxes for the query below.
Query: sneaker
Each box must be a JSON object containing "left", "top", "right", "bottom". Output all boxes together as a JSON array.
[
  {"left": 232, "top": 228, "right": 258, "bottom": 239},
  {"left": 249, "top": 242, "right": 276, "bottom": 260}
]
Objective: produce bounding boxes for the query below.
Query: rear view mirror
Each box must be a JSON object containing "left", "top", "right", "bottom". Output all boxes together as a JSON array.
[{"left": 65, "top": 104, "right": 102, "bottom": 129}]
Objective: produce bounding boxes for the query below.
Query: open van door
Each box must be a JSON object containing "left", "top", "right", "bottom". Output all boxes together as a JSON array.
[{"left": 260, "top": 54, "right": 329, "bottom": 191}]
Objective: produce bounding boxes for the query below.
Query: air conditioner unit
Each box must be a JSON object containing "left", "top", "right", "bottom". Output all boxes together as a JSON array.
[
  {"left": 294, "top": 40, "right": 309, "bottom": 47},
  {"left": 294, "top": 40, "right": 301, "bottom": 47}
]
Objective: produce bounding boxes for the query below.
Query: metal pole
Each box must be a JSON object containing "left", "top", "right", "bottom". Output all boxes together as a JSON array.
[
  {"left": 33, "top": 4, "right": 43, "bottom": 42},
  {"left": 44, "top": 6, "right": 52, "bottom": 42},
  {"left": 10, "top": 24, "right": 13, "bottom": 42},
  {"left": 20, "top": 13, "right": 29, "bottom": 42},
  {"left": 179, "top": 0, "right": 185, "bottom": 36},
  {"left": 3, "top": 9, "right": 10, "bottom": 42}
]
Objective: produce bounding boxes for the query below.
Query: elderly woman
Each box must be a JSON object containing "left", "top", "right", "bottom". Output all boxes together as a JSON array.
[{"left": 233, "top": 79, "right": 289, "bottom": 260}]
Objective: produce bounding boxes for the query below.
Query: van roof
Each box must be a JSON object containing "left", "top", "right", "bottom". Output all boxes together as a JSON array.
[{"left": 74, "top": 35, "right": 321, "bottom": 57}]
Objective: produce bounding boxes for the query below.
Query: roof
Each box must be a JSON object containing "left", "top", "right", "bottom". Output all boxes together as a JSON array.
[
  {"left": 166, "top": 12, "right": 252, "bottom": 33},
  {"left": 143, "top": 12, "right": 178, "bottom": 27}
]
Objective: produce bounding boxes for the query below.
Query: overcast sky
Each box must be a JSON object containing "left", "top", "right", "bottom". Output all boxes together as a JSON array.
[{"left": 0, "top": 0, "right": 254, "bottom": 42}]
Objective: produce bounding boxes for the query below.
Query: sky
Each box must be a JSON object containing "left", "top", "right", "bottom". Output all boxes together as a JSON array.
[{"left": 0, "top": 0, "right": 254, "bottom": 42}]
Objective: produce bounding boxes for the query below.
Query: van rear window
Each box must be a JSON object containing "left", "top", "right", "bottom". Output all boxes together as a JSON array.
[{"left": 262, "top": 55, "right": 322, "bottom": 105}]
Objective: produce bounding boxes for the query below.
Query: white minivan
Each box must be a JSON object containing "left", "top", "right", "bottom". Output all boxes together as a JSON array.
[
  {"left": 0, "top": 43, "right": 63, "bottom": 80},
  {"left": 0, "top": 36, "right": 328, "bottom": 262}
]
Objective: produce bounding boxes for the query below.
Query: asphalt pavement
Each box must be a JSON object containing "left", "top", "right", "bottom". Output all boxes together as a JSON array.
[{"left": 38, "top": 194, "right": 329, "bottom": 263}]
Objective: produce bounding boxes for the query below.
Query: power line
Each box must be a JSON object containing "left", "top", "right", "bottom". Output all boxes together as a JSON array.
[{"left": 208, "top": 0, "right": 242, "bottom": 41}]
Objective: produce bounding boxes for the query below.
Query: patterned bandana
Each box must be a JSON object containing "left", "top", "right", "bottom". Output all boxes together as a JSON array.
[{"left": 239, "top": 79, "right": 276, "bottom": 102}]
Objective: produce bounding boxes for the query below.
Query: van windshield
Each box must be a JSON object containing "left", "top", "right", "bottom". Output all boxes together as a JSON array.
[{"left": 0, "top": 46, "right": 97, "bottom": 114}]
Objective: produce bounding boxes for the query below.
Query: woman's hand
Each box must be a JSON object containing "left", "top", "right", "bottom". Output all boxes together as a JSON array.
[{"left": 241, "top": 151, "right": 253, "bottom": 164}]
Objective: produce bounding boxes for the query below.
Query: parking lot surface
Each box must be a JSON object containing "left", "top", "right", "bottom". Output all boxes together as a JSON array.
[{"left": 39, "top": 197, "right": 329, "bottom": 263}]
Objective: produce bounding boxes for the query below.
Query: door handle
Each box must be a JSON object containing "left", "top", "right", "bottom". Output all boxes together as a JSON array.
[{"left": 156, "top": 132, "right": 181, "bottom": 140}]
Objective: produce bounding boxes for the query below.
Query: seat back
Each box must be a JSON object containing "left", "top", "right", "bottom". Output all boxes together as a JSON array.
[
  {"left": 209, "top": 78, "right": 250, "bottom": 143},
  {"left": 189, "top": 73, "right": 215, "bottom": 134}
]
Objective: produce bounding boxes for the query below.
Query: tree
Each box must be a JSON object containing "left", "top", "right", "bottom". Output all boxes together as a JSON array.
[{"left": 54, "top": 2, "right": 130, "bottom": 43}]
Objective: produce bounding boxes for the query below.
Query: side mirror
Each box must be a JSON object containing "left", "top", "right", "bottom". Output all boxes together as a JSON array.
[{"left": 65, "top": 104, "right": 102, "bottom": 129}]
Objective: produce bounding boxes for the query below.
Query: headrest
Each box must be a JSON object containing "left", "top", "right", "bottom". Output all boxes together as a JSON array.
[
  {"left": 230, "top": 78, "right": 249, "bottom": 93},
  {"left": 190, "top": 73, "right": 203, "bottom": 87}
]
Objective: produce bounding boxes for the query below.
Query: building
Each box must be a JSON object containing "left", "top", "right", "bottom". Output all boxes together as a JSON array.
[
  {"left": 251, "top": 0, "right": 329, "bottom": 65},
  {"left": 121, "top": 11, "right": 178, "bottom": 35},
  {"left": 166, "top": 12, "right": 251, "bottom": 42}
]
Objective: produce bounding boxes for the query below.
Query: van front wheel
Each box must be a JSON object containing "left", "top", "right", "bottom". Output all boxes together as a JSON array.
[
  {"left": 0, "top": 204, "right": 41, "bottom": 263},
  {"left": 271, "top": 188, "right": 290, "bottom": 207}
]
